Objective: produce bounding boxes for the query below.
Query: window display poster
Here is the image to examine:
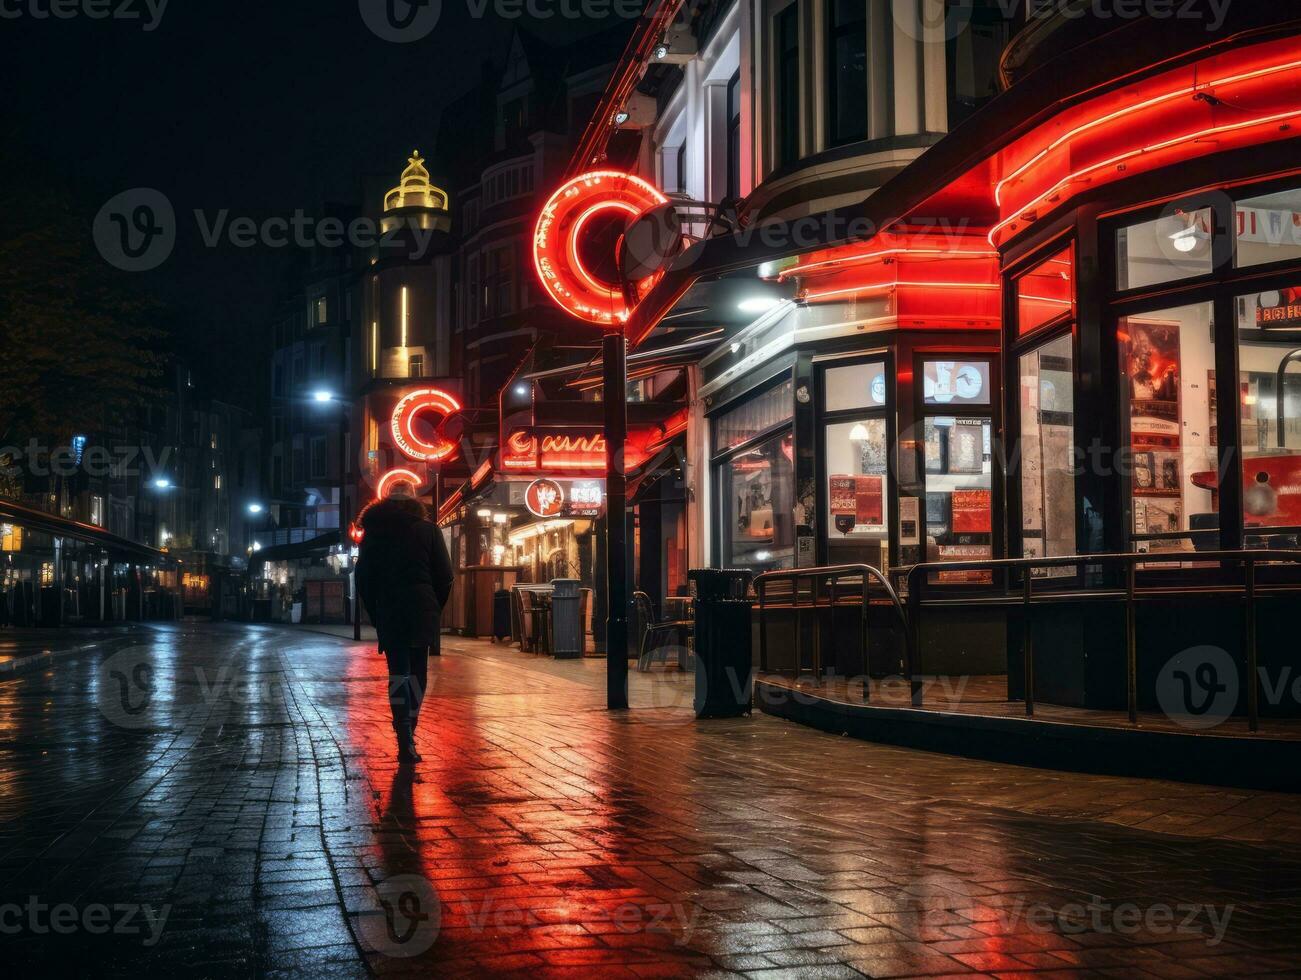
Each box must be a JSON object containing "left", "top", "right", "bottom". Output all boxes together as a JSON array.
[
  {"left": 951, "top": 488, "right": 993, "bottom": 534},
  {"left": 923, "top": 360, "right": 991, "bottom": 405},
  {"left": 829, "top": 475, "right": 883, "bottom": 529},
  {"left": 899, "top": 496, "right": 920, "bottom": 545},
  {"left": 734, "top": 459, "right": 775, "bottom": 540},
  {"left": 1126, "top": 320, "right": 1181, "bottom": 427},
  {"left": 936, "top": 544, "right": 994, "bottom": 583},
  {"left": 949, "top": 419, "right": 986, "bottom": 474}
]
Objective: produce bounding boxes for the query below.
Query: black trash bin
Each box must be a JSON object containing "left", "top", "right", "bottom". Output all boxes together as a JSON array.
[
  {"left": 491, "top": 589, "right": 512, "bottom": 642},
  {"left": 688, "top": 568, "right": 754, "bottom": 718}
]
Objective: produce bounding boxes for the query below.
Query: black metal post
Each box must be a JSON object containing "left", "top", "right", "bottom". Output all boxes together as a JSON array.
[{"left": 604, "top": 329, "right": 629, "bottom": 710}]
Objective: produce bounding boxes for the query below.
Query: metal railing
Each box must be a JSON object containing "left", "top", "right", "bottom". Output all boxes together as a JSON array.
[
  {"left": 754, "top": 564, "right": 906, "bottom": 702},
  {"left": 904, "top": 550, "right": 1301, "bottom": 731}
]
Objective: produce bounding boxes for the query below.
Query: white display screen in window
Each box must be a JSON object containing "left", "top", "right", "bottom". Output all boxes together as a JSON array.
[
  {"left": 824, "top": 361, "right": 886, "bottom": 412},
  {"left": 922, "top": 360, "right": 990, "bottom": 406}
]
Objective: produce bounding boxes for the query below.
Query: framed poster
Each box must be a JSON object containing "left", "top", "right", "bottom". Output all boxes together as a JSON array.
[
  {"left": 951, "top": 488, "right": 993, "bottom": 534},
  {"left": 948, "top": 419, "right": 986, "bottom": 474}
]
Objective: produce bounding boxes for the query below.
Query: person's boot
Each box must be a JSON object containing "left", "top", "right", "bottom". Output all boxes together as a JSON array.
[{"left": 395, "top": 722, "right": 421, "bottom": 763}]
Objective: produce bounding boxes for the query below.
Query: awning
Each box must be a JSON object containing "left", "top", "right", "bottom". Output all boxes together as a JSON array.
[
  {"left": 252, "top": 531, "right": 341, "bottom": 564},
  {"left": 0, "top": 498, "right": 175, "bottom": 565}
]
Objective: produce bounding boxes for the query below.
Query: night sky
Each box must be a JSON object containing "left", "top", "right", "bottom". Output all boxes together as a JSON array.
[{"left": 4, "top": 0, "right": 596, "bottom": 407}]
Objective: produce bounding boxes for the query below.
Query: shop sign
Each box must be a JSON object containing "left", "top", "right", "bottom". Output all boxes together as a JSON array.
[
  {"left": 532, "top": 170, "right": 668, "bottom": 326},
  {"left": 1247, "top": 286, "right": 1301, "bottom": 330},
  {"left": 391, "top": 387, "right": 462, "bottom": 463},
  {"left": 525, "top": 479, "right": 565, "bottom": 518},
  {"left": 504, "top": 428, "right": 608, "bottom": 470}
]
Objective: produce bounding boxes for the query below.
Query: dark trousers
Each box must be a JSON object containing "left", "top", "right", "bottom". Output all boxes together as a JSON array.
[{"left": 384, "top": 646, "right": 429, "bottom": 734}]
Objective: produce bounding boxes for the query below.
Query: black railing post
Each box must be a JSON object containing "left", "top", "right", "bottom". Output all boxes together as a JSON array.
[
  {"left": 1022, "top": 568, "right": 1034, "bottom": 717},
  {"left": 757, "top": 577, "right": 768, "bottom": 674},
  {"left": 1245, "top": 556, "right": 1258, "bottom": 733},
  {"left": 907, "top": 567, "right": 923, "bottom": 707},
  {"left": 1126, "top": 559, "right": 1138, "bottom": 725},
  {"left": 859, "top": 574, "right": 870, "bottom": 703}
]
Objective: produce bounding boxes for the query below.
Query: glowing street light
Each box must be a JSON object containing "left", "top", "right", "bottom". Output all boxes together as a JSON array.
[{"left": 312, "top": 390, "right": 334, "bottom": 403}]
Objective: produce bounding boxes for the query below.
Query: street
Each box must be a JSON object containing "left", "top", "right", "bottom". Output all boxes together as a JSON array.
[{"left": 0, "top": 623, "right": 1299, "bottom": 977}]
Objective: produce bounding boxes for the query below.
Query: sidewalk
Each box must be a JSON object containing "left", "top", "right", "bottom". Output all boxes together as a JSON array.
[{"left": 0, "top": 624, "right": 145, "bottom": 677}]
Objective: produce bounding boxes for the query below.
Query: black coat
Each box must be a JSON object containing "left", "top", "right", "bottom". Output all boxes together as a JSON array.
[{"left": 355, "top": 498, "right": 454, "bottom": 652}]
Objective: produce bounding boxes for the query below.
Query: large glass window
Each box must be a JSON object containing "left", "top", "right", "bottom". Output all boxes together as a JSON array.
[
  {"left": 1120, "top": 302, "right": 1216, "bottom": 553},
  {"left": 775, "top": 2, "right": 801, "bottom": 167},
  {"left": 825, "top": 0, "right": 866, "bottom": 146},
  {"left": 1016, "top": 245, "right": 1074, "bottom": 337},
  {"left": 1116, "top": 207, "right": 1214, "bottom": 291},
  {"left": 825, "top": 417, "right": 888, "bottom": 567},
  {"left": 824, "top": 360, "right": 886, "bottom": 412},
  {"left": 713, "top": 378, "right": 793, "bottom": 451},
  {"left": 924, "top": 415, "right": 994, "bottom": 581},
  {"left": 1019, "top": 334, "right": 1076, "bottom": 566},
  {"left": 719, "top": 431, "right": 795, "bottom": 571},
  {"left": 1236, "top": 284, "right": 1301, "bottom": 547},
  {"left": 1236, "top": 186, "right": 1301, "bottom": 268}
]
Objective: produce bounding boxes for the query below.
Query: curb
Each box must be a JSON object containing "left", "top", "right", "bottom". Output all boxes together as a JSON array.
[{"left": 0, "top": 628, "right": 145, "bottom": 680}]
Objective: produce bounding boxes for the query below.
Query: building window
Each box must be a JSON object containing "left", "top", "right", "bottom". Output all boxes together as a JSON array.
[
  {"left": 1235, "top": 186, "right": 1301, "bottom": 269},
  {"left": 309, "top": 437, "right": 326, "bottom": 480},
  {"left": 1117, "top": 207, "right": 1214, "bottom": 291},
  {"left": 314, "top": 296, "right": 328, "bottom": 325},
  {"left": 775, "top": 2, "right": 801, "bottom": 167},
  {"left": 825, "top": 0, "right": 867, "bottom": 146},
  {"left": 484, "top": 246, "right": 514, "bottom": 317},
  {"left": 90, "top": 496, "right": 104, "bottom": 527},
  {"left": 1016, "top": 244, "right": 1075, "bottom": 337},
  {"left": 1018, "top": 334, "right": 1076, "bottom": 568},
  {"left": 713, "top": 377, "right": 794, "bottom": 450},
  {"left": 920, "top": 358, "right": 995, "bottom": 581},
  {"left": 675, "top": 142, "right": 687, "bottom": 195},
  {"left": 726, "top": 70, "right": 742, "bottom": 200},
  {"left": 408, "top": 354, "right": 424, "bottom": 378},
  {"left": 718, "top": 430, "right": 795, "bottom": 572},
  {"left": 821, "top": 359, "right": 890, "bottom": 569},
  {"left": 1121, "top": 302, "right": 1214, "bottom": 553}
]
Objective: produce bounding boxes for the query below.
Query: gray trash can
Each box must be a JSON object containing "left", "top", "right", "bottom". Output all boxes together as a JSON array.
[{"left": 549, "top": 578, "right": 582, "bottom": 659}]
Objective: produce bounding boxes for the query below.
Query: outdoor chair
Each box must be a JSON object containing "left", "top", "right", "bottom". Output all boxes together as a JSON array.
[{"left": 634, "top": 590, "right": 693, "bottom": 672}]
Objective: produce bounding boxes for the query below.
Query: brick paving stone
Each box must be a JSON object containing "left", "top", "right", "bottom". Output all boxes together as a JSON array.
[{"left": 0, "top": 621, "right": 1299, "bottom": 978}]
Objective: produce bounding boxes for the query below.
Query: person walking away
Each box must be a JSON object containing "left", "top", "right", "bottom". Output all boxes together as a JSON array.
[{"left": 354, "top": 483, "right": 454, "bottom": 763}]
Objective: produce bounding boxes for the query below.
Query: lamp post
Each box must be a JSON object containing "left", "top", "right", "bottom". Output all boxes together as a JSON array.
[{"left": 603, "top": 329, "right": 629, "bottom": 710}]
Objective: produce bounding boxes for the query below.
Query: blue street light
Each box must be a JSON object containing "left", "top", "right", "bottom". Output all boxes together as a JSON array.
[
  {"left": 153, "top": 477, "right": 171, "bottom": 489},
  {"left": 247, "top": 503, "right": 264, "bottom": 515},
  {"left": 312, "top": 390, "right": 334, "bottom": 403}
]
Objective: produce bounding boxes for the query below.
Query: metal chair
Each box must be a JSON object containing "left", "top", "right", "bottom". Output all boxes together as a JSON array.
[{"left": 634, "top": 590, "right": 693, "bottom": 671}]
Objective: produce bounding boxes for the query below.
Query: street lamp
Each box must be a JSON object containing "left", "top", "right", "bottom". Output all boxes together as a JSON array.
[
  {"left": 247, "top": 502, "right": 264, "bottom": 515},
  {"left": 312, "top": 389, "right": 334, "bottom": 403},
  {"left": 153, "top": 477, "right": 171, "bottom": 489}
]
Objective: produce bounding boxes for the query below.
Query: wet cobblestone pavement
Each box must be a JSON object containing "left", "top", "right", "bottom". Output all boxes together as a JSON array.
[{"left": 1, "top": 622, "right": 1300, "bottom": 978}]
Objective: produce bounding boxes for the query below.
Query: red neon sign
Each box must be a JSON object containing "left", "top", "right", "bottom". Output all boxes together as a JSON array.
[
  {"left": 391, "top": 387, "right": 462, "bottom": 463},
  {"left": 376, "top": 467, "right": 425, "bottom": 498},
  {"left": 524, "top": 479, "right": 565, "bottom": 518},
  {"left": 990, "top": 39, "right": 1301, "bottom": 246},
  {"left": 533, "top": 170, "right": 669, "bottom": 326},
  {"left": 502, "top": 427, "right": 654, "bottom": 473},
  {"left": 785, "top": 232, "right": 1001, "bottom": 329}
]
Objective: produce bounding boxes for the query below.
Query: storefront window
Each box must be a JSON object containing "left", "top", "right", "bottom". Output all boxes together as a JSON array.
[
  {"left": 924, "top": 415, "right": 993, "bottom": 580},
  {"left": 825, "top": 418, "right": 888, "bottom": 567},
  {"left": 1015, "top": 245, "right": 1074, "bottom": 336},
  {"left": 1116, "top": 207, "right": 1214, "bottom": 291},
  {"left": 719, "top": 431, "right": 795, "bottom": 571},
  {"left": 1019, "top": 334, "right": 1076, "bottom": 566},
  {"left": 922, "top": 359, "right": 990, "bottom": 406},
  {"left": 824, "top": 361, "right": 886, "bottom": 412},
  {"left": 713, "top": 377, "right": 793, "bottom": 450},
  {"left": 1235, "top": 186, "right": 1301, "bottom": 268},
  {"left": 1120, "top": 302, "right": 1216, "bottom": 553},
  {"left": 1236, "top": 285, "right": 1301, "bottom": 547}
]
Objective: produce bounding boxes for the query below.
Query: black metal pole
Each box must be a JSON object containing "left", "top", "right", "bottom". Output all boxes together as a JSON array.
[{"left": 604, "top": 329, "right": 629, "bottom": 710}]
